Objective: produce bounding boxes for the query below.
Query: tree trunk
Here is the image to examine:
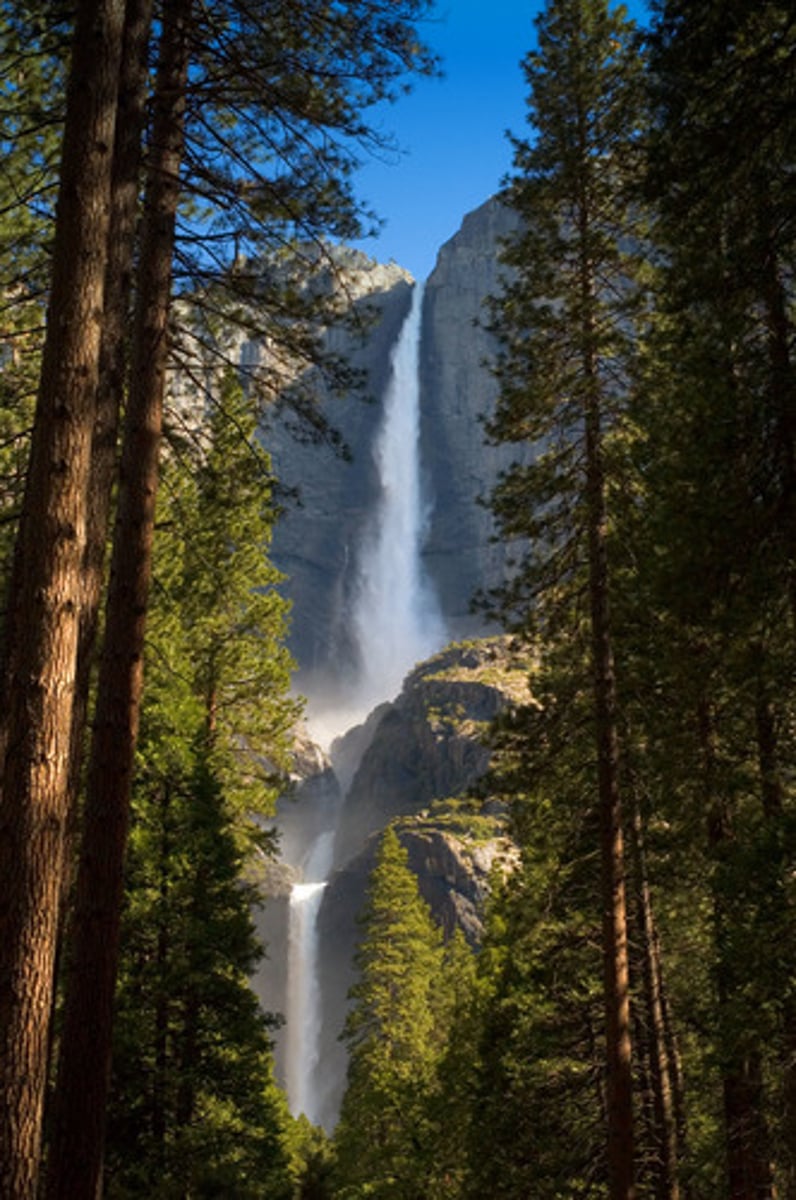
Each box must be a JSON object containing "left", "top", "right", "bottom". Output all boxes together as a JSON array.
[
  {"left": 576, "top": 179, "right": 635, "bottom": 1196},
  {"left": 698, "top": 698, "right": 774, "bottom": 1200},
  {"left": 46, "top": 0, "right": 154, "bottom": 1104},
  {"left": 656, "top": 925, "right": 690, "bottom": 1199},
  {"left": 62, "top": 0, "right": 155, "bottom": 888},
  {"left": 0, "top": 3, "right": 124, "bottom": 1195},
  {"left": 45, "top": 5, "right": 192, "bottom": 1195},
  {"left": 627, "top": 790, "right": 681, "bottom": 1200}
]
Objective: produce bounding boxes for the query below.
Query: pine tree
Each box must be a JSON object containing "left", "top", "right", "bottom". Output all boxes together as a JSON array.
[
  {"left": 46, "top": 4, "right": 438, "bottom": 1188},
  {"left": 333, "top": 826, "right": 447, "bottom": 1199},
  {"left": 486, "top": 3, "right": 646, "bottom": 1194},
  {"left": 104, "top": 753, "right": 294, "bottom": 1200},
  {"left": 94, "top": 371, "right": 295, "bottom": 1197},
  {"left": 637, "top": 4, "right": 796, "bottom": 1193},
  {"left": 0, "top": 2, "right": 66, "bottom": 572}
]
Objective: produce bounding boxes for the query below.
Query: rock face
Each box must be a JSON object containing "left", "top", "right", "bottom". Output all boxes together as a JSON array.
[
  {"left": 331, "top": 637, "right": 530, "bottom": 866},
  {"left": 266, "top": 196, "right": 529, "bottom": 688},
  {"left": 420, "top": 194, "right": 526, "bottom": 638},
  {"left": 250, "top": 198, "right": 540, "bottom": 1129},
  {"left": 302, "top": 638, "right": 528, "bottom": 1129},
  {"left": 262, "top": 254, "right": 414, "bottom": 693}
]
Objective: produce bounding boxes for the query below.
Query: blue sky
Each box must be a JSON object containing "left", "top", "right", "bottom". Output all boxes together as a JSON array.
[{"left": 350, "top": 1, "right": 649, "bottom": 281}]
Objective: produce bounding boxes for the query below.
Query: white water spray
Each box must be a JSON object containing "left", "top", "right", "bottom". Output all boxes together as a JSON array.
[
  {"left": 285, "top": 830, "right": 335, "bottom": 1123},
  {"left": 349, "top": 281, "right": 446, "bottom": 716},
  {"left": 285, "top": 883, "right": 327, "bottom": 1121}
]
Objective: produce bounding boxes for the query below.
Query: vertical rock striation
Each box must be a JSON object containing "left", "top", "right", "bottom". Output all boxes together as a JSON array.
[
  {"left": 268, "top": 196, "right": 529, "bottom": 689},
  {"left": 420, "top": 194, "right": 526, "bottom": 638}
]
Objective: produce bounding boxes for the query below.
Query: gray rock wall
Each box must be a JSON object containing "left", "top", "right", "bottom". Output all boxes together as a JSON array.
[
  {"left": 420, "top": 194, "right": 526, "bottom": 638},
  {"left": 267, "top": 197, "right": 530, "bottom": 687},
  {"left": 263, "top": 262, "right": 413, "bottom": 692}
]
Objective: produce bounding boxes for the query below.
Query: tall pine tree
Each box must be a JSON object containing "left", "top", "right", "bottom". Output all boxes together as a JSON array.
[
  {"left": 486, "top": 3, "right": 645, "bottom": 1194},
  {"left": 334, "top": 826, "right": 449, "bottom": 1199}
]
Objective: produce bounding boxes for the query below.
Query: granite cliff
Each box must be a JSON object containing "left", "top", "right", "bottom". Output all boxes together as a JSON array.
[{"left": 266, "top": 196, "right": 527, "bottom": 694}]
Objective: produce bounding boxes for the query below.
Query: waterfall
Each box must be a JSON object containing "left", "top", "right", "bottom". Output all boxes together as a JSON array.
[
  {"left": 285, "top": 883, "right": 327, "bottom": 1121},
  {"left": 284, "top": 829, "right": 335, "bottom": 1123},
  {"left": 350, "top": 280, "right": 446, "bottom": 715},
  {"left": 283, "top": 279, "right": 448, "bottom": 1127}
]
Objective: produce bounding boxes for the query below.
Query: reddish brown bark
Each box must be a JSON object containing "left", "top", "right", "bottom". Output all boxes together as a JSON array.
[
  {"left": 0, "top": 3, "right": 124, "bottom": 1195},
  {"left": 45, "top": 4, "right": 192, "bottom": 1195},
  {"left": 46, "top": 0, "right": 154, "bottom": 1098},
  {"left": 63, "top": 0, "right": 155, "bottom": 875}
]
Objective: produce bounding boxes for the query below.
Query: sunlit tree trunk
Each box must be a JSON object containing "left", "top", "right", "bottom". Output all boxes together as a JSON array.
[
  {"left": 0, "top": 3, "right": 124, "bottom": 1194},
  {"left": 45, "top": 4, "right": 192, "bottom": 1195}
]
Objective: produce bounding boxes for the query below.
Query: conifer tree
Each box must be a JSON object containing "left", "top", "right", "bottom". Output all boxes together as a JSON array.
[
  {"left": 97, "top": 371, "right": 295, "bottom": 1197},
  {"left": 45, "top": 3, "right": 437, "bottom": 1192},
  {"left": 333, "top": 826, "right": 447, "bottom": 1199},
  {"left": 638, "top": 4, "right": 796, "bottom": 1193},
  {"left": 486, "top": 3, "right": 645, "bottom": 1194}
]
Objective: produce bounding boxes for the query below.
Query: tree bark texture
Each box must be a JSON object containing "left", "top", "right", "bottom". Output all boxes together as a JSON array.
[
  {"left": 47, "top": 0, "right": 154, "bottom": 1105},
  {"left": 62, "top": 0, "right": 155, "bottom": 895},
  {"left": 45, "top": 4, "right": 192, "bottom": 1195},
  {"left": 0, "top": 3, "right": 124, "bottom": 1195}
]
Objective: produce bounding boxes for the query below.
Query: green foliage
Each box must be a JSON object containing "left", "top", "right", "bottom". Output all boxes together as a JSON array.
[
  {"left": 288, "top": 1116, "right": 337, "bottom": 1200},
  {"left": 105, "top": 755, "right": 294, "bottom": 1199},
  {"left": 153, "top": 370, "right": 300, "bottom": 817},
  {"left": 333, "top": 826, "right": 473, "bottom": 1199},
  {"left": 485, "top": 0, "right": 646, "bottom": 637},
  {"left": 104, "top": 372, "right": 298, "bottom": 1196}
]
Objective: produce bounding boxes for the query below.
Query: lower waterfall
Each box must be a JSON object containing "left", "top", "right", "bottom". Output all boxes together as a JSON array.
[{"left": 285, "top": 882, "right": 327, "bottom": 1123}]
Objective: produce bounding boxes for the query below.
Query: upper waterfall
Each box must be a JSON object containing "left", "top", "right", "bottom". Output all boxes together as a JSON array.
[{"left": 349, "top": 280, "right": 447, "bottom": 715}]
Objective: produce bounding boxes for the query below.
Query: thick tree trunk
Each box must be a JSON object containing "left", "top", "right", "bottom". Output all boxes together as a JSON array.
[
  {"left": 63, "top": 0, "right": 155, "bottom": 883},
  {"left": 0, "top": 3, "right": 124, "bottom": 1195},
  {"left": 45, "top": 5, "right": 192, "bottom": 1196},
  {"left": 46, "top": 0, "right": 154, "bottom": 1104}
]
